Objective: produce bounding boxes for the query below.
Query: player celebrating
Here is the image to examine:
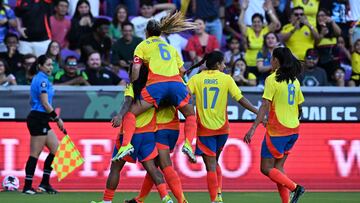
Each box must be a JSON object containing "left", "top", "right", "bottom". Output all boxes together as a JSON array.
[
  {"left": 187, "top": 51, "right": 258, "bottom": 203},
  {"left": 111, "top": 11, "right": 198, "bottom": 163},
  {"left": 91, "top": 66, "right": 174, "bottom": 203},
  {"left": 243, "top": 47, "right": 305, "bottom": 203},
  {"left": 125, "top": 106, "right": 187, "bottom": 203}
]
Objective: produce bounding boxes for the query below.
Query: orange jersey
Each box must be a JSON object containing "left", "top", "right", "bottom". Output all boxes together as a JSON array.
[{"left": 133, "top": 36, "right": 184, "bottom": 85}]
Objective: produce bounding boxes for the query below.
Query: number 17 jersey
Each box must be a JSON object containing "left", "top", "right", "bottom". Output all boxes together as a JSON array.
[{"left": 187, "top": 70, "right": 243, "bottom": 136}]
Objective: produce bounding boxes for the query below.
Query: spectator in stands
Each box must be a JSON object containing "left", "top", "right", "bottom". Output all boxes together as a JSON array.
[
  {"left": 68, "top": 0, "right": 99, "bottom": 17},
  {"left": 0, "top": 33, "right": 23, "bottom": 74},
  {"left": 67, "top": 0, "right": 94, "bottom": 50},
  {"left": 316, "top": 8, "right": 342, "bottom": 79},
  {"left": 336, "top": 36, "right": 352, "bottom": 81},
  {"left": 14, "top": 53, "right": 36, "bottom": 85},
  {"left": 243, "top": 0, "right": 266, "bottom": 26},
  {"left": 256, "top": 32, "right": 280, "bottom": 85},
  {"left": 45, "top": 41, "right": 62, "bottom": 82},
  {"left": 292, "top": 0, "right": 320, "bottom": 26},
  {"left": 192, "top": 0, "right": 224, "bottom": 43},
  {"left": 15, "top": 0, "right": 52, "bottom": 56},
  {"left": 224, "top": 37, "right": 243, "bottom": 67},
  {"left": 281, "top": 6, "right": 319, "bottom": 60},
  {"left": 224, "top": 0, "right": 242, "bottom": 40},
  {"left": 106, "top": 0, "right": 137, "bottom": 17},
  {"left": 109, "top": 4, "right": 128, "bottom": 42},
  {"left": 131, "top": 0, "right": 176, "bottom": 39},
  {"left": 349, "top": 39, "right": 360, "bottom": 86},
  {"left": 186, "top": 18, "right": 219, "bottom": 65},
  {"left": 239, "top": 0, "right": 280, "bottom": 76},
  {"left": 50, "top": 0, "right": 71, "bottom": 49},
  {"left": 78, "top": 18, "right": 111, "bottom": 65},
  {"left": 0, "top": 0, "right": 16, "bottom": 52},
  {"left": 0, "top": 58, "right": 16, "bottom": 86},
  {"left": 111, "top": 21, "right": 141, "bottom": 82},
  {"left": 54, "top": 55, "right": 89, "bottom": 85},
  {"left": 331, "top": 67, "right": 346, "bottom": 86},
  {"left": 84, "top": 51, "right": 123, "bottom": 85},
  {"left": 298, "top": 49, "right": 328, "bottom": 86},
  {"left": 231, "top": 57, "right": 257, "bottom": 86}
]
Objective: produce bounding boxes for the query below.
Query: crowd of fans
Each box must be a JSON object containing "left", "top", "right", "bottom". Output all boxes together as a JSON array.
[{"left": 0, "top": 0, "right": 359, "bottom": 87}]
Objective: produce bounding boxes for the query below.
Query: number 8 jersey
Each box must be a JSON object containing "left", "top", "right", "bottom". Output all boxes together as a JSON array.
[
  {"left": 187, "top": 70, "right": 243, "bottom": 136},
  {"left": 263, "top": 72, "right": 305, "bottom": 137},
  {"left": 133, "top": 36, "right": 184, "bottom": 85}
]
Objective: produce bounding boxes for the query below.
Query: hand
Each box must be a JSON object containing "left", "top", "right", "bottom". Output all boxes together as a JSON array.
[
  {"left": 243, "top": 127, "right": 256, "bottom": 144},
  {"left": 320, "top": 27, "right": 329, "bottom": 36},
  {"left": 241, "top": 0, "right": 249, "bottom": 10},
  {"left": 325, "top": 16, "right": 333, "bottom": 23},
  {"left": 56, "top": 118, "right": 67, "bottom": 134},
  {"left": 262, "top": 115, "right": 268, "bottom": 127},
  {"left": 76, "top": 77, "right": 90, "bottom": 85},
  {"left": 300, "top": 16, "right": 310, "bottom": 27},
  {"left": 8, "top": 46, "right": 16, "bottom": 57},
  {"left": 294, "top": 20, "right": 301, "bottom": 29},
  {"left": 0, "top": 18, "right": 8, "bottom": 25},
  {"left": 18, "top": 27, "right": 28, "bottom": 39},
  {"left": 263, "top": 0, "right": 273, "bottom": 11},
  {"left": 111, "top": 114, "right": 123, "bottom": 128}
]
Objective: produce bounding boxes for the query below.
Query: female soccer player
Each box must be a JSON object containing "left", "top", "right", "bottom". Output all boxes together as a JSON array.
[
  {"left": 92, "top": 66, "right": 174, "bottom": 203},
  {"left": 111, "top": 11, "right": 198, "bottom": 163},
  {"left": 125, "top": 106, "right": 187, "bottom": 203},
  {"left": 23, "top": 55, "right": 66, "bottom": 194},
  {"left": 187, "top": 51, "right": 258, "bottom": 203},
  {"left": 244, "top": 47, "right": 305, "bottom": 203}
]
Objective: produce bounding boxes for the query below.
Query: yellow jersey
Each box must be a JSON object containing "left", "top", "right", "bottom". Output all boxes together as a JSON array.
[
  {"left": 124, "top": 84, "right": 156, "bottom": 133},
  {"left": 281, "top": 23, "right": 315, "bottom": 60},
  {"left": 156, "top": 106, "right": 179, "bottom": 130},
  {"left": 245, "top": 26, "right": 270, "bottom": 67},
  {"left": 263, "top": 72, "right": 305, "bottom": 136},
  {"left": 187, "top": 70, "right": 243, "bottom": 136},
  {"left": 133, "top": 36, "right": 184, "bottom": 85},
  {"left": 352, "top": 52, "right": 360, "bottom": 75},
  {"left": 292, "top": 0, "right": 319, "bottom": 26}
]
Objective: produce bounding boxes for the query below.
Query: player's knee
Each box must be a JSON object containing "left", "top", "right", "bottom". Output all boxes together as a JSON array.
[{"left": 260, "top": 166, "right": 270, "bottom": 176}]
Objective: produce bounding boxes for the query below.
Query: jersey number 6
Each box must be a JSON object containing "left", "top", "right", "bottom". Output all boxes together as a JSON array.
[
  {"left": 288, "top": 84, "right": 295, "bottom": 105},
  {"left": 203, "top": 87, "right": 219, "bottom": 109},
  {"left": 158, "top": 44, "right": 171, "bottom": 61}
]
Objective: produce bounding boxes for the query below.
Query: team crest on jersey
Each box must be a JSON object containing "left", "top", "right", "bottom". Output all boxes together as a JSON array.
[{"left": 41, "top": 81, "right": 47, "bottom": 88}]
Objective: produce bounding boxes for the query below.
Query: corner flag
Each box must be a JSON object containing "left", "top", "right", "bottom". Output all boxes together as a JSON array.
[{"left": 51, "top": 135, "right": 84, "bottom": 181}]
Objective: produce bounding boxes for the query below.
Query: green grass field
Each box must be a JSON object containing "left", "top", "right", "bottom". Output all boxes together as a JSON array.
[{"left": 1, "top": 192, "right": 360, "bottom": 203}]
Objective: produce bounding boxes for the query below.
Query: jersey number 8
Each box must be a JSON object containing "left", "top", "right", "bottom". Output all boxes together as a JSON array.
[{"left": 158, "top": 44, "right": 171, "bottom": 61}]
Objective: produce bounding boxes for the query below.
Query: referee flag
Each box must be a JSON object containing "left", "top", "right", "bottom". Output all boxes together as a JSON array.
[{"left": 51, "top": 135, "right": 84, "bottom": 181}]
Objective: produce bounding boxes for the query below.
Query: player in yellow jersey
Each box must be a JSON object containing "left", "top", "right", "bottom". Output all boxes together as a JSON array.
[
  {"left": 244, "top": 47, "right": 305, "bottom": 203},
  {"left": 111, "top": 11, "right": 198, "bottom": 163},
  {"left": 187, "top": 51, "right": 258, "bottom": 203},
  {"left": 125, "top": 106, "right": 188, "bottom": 203},
  {"left": 91, "top": 66, "right": 174, "bottom": 203}
]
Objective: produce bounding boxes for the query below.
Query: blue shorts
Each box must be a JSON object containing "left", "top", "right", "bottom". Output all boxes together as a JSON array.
[
  {"left": 261, "top": 133, "right": 299, "bottom": 159},
  {"left": 155, "top": 129, "right": 179, "bottom": 152},
  {"left": 141, "top": 81, "right": 190, "bottom": 108},
  {"left": 195, "top": 134, "right": 228, "bottom": 157},
  {"left": 112, "top": 132, "right": 158, "bottom": 163}
]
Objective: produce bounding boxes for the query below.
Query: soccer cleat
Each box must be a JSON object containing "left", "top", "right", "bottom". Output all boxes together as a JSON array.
[
  {"left": 124, "top": 198, "right": 143, "bottom": 203},
  {"left": 290, "top": 185, "right": 305, "bottom": 203},
  {"left": 90, "top": 201, "right": 104, "bottom": 203},
  {"left": 38, "top": 184, "right": 58, "bottom": 194},
  {"left": 112, "top": 143, "right": 135, "bottom": 162},
  {"left": 162, "top": 195, "right": 174, "bottom": 203},
  {"left": 22, "top": 187, "right": 39, "bottom": 195},
  {"left": 181, "top": 140, "right": 197, "bottom": 163},
  {"left": 215, "top": 193, "right": 223, "bottom": 203}
]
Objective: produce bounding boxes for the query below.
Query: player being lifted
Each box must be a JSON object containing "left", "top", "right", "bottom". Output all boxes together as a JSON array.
[
  {"left": 187, "top": 51, "right": 258, "bottom": 203},
  {"left": 91, "top": 65, "right": 174, "bottom": 203},
  {"left": 111, "top": 11, "right": 198, "bottom": 163},
  {"left": 244, "top": 47, "right": 305, "bottom": 203}
]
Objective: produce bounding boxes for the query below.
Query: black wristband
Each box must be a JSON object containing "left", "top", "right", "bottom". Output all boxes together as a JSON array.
[{"left": 49, "top": 111, "right": 57, "bottom": 119}]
